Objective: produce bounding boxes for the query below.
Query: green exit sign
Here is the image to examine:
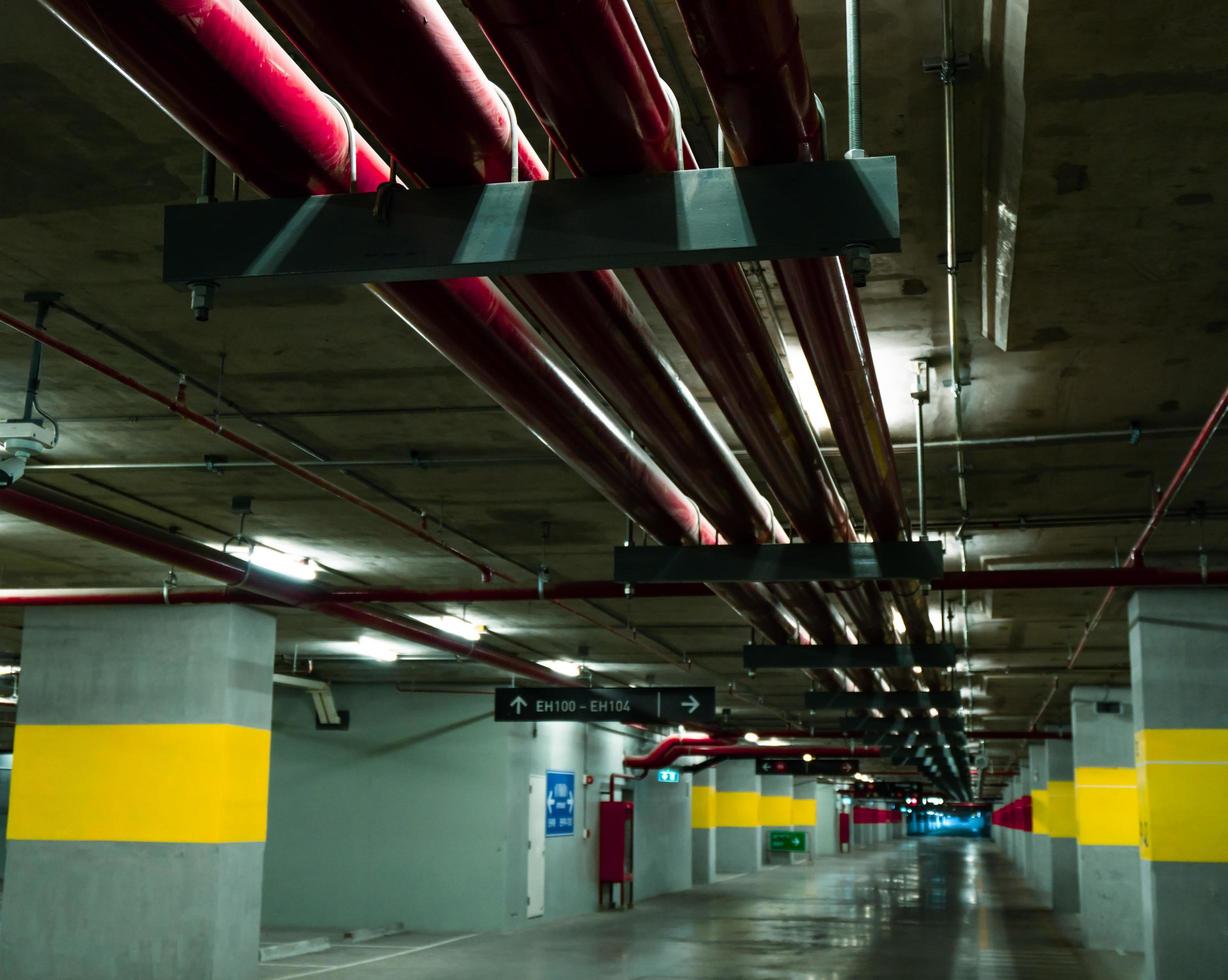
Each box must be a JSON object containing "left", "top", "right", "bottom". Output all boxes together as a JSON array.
[{"left": 769, "top": 830, "right": 807, "bottom": 852}]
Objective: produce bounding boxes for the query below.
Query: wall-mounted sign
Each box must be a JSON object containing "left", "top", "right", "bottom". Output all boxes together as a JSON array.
[
  {"left": 768, "top": 830, "right": 808, "bottom": 852},
  {"left": 545, "top": 770, "right": 575, "bottom": 838},
  {"left": 656, "top": 768, "right": 681, "bottom": 783}
]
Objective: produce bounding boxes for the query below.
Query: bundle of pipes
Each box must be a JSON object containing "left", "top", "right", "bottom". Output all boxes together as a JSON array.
[
  {"left": 673, "top": 0, "right": 932, "bottom": 646},
  {"left": 249, "top": 0, "right": 856, "bottom": 688},
  {"left": 463, "top": 0, "right": 896, "bottom": 659},
  {"left": 33, "top": 0, "right": 820, "bottom": 665}
]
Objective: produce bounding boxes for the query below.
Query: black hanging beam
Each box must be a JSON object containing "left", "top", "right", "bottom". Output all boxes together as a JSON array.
[
  {"left": 744, "top": 642, "right": 957, "bottom": 671},
  {"left": 615, "top": 541, "right": 943, "bottom": 585},
  {"left": 164, "top": 158, "right": 899, "bottom": 289},
  {"left": 805, "top": 690, "right": 960, "bottom": 711},
  {"left": 839, "top": 715, "right": 967, "bottom": 735}
]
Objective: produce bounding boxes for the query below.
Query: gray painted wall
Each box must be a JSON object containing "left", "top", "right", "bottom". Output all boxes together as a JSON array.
[{"left": 262, "top": 686, "right": 692, "bottom": 933}]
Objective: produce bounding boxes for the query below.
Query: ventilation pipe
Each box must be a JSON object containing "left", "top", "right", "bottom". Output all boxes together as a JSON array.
[
  {"left": 252, "top": 0, "right": 846, "bottom": 662},
  {"left": 36, "top": 0, "right": 803, "bottom": 644},
  {"left": 464, "top": 0, "right": 892, "bottom": 651},
  {"left": 672, "top": 0, "right": 931, "bottom": 645}
]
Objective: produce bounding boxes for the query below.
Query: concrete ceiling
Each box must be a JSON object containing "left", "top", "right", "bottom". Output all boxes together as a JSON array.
[{"left": 1, "top": 0, "right": 1225, "bottom": 786}]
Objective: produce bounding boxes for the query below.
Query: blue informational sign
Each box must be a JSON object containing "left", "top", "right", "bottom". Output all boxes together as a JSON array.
[
  {"left": 657, "top": 768, "right": 681, "bottom": 783},
  {"left": 545, "top": 770, "right": 576, "bottom": 838}
]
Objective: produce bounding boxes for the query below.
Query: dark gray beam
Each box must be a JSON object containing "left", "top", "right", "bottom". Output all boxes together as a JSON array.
[
  {"left": 614, "top": 541, "right": 942, "bottom": 584},
  {"left": 839, "top": 716, "right": 967, "bottom": 735},
  {"left": 745, "top": 643, "right": 957, "bottom": 670},
  {"left": 164, "top": 158, "right": 899, "bottom": 289},
  {"left": 805, "top": 690, "right": 960, "bottom": 710}
]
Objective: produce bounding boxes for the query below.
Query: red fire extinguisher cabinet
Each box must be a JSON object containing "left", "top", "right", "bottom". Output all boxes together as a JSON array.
[{"left": 599, "top": 800, "right": 634, "bottom": 909}]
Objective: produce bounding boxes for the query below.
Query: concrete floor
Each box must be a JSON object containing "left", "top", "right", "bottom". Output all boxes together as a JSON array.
[{"left": 258, "top": 838, "right": 1144, "bottom": 979}]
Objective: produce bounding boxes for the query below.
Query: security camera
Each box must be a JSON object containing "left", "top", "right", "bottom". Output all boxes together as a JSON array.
[{"left": 0, "top": 420, "right": 57, "bottom": 488}]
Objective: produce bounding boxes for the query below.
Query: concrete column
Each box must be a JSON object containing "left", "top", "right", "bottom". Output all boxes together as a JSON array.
[
  {"left": 791, "top": 780, "right": 817, "bottom": 860},
  {"left": 715, "top": 759, "right": 760, "bottom": 874},
  {"left": 1129, "top": 590, "right": 1228, "bottom": 980},
  {"left": 814, "top": 785, "right": 838, "bottom": 856},
  {"left": 690, "top": 765, "right": 716, "bottom": 886},
  {"left": 760, "top": 774, "right": 793, "bottom": 864},
  {"left": 1029, "top": 744, "right": 1052, "bottom": 900},
  {"left": 1004, "top": 777, "right": 1018, "bottom": 866},
  {"left": 1044, "top": 740, "right": 1079, "bottom": 913},
  {"left": 1071, "top": 684, "right": 1142, "bottom": 951},
  {"left": 1018, "top": 759, "right": 1033, "bottom": 878},
  {"left": 0, "top": 606, "right": 275, "bottom": 980}
]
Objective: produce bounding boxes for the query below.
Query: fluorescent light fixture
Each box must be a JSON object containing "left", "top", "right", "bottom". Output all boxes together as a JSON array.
[
  {"left": 248, "top": 544, "right": 318, "bottom": 581},
  {"left": 0, "top": 695, "right": 16, "bottom": 705},
  {"left": 538, "top": 659, "right": 581, "bottom": 677},
  {"left": 0, "top": 665, "right": 19, "bottom": 676},
  {"left": 891, "top": 608, "right": 905, "bottom": 637},
  {"left": 759, "top": 738, "right": 788, "bottom": 747},
  {"left": 411, "top": 614, "right": 484, "bottom": 642},
  {"left": 357, "top": 635, "right": 399, "bottom": 662},
  {"left": 802, "top": 753, "right": 814, "bottom": 763},
  {"left": 743, "top": 731, "right": 761, "bottom": 743}
]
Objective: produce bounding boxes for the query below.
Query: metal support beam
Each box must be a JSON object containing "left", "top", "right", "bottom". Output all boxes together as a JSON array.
[
  {"left": 614, "top": 541, "right": 943, "bottom": 584},
  {"left": 163, "top": 158, "right": 899, "bottom": 289},
  {"left": 805, "top": 690, "right": 960, "bottom": 710},
  {"left": 841, "top": 715, "right": 967, "bottom": 735},
  {"left": 744, "top": 642, "right": 957, "bottom": 670}
]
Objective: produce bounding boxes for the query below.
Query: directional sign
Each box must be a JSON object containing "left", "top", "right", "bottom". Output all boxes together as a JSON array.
[
  {"left": 545, "top": 770, "right": 575, "bottom": 838},
  {"left": 657, "top": 768, "right": 681, "bottom": 784},
  {"left": 755, "top": 758, "right": 861, "bottom": 777},
  {"left": 494, "top": 687, "right": 716, "bottom": 724},
  {"left": 769, "top": 830, "right": 808, "bottom": 852}
]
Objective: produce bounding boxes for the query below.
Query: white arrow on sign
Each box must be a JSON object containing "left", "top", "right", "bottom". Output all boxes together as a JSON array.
[
  {"left": 682, "top": 694, "right": 701, "bottom": 715},
  {"left": 510, "top": 695, "right": 528, "bottom": 715}
]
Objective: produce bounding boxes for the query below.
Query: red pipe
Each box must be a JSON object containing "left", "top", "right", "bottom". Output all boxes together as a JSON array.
[
  {"left": 35, "top": 0, "right": 814, "bottom": 646},
  {"left": 1068, "top": 383, "right": 1228, "bottom": 668},
  {"left": 623, "top": 736, "right": 881, "bottom": 770},
  {"left": 5, "top": 566, "right": 1220, "bottom": 608},
  {"left": 673, "top": 0, "right": 927, "bottom": 641},
  {"left": 465, "top": 0, "right": 892, "bottom": 650},
  {"left": 0, "top": 482, "right": 573, "bottom": 686},
  {"left": 0, "top": 309, "right": 500, "bottom": 581}
]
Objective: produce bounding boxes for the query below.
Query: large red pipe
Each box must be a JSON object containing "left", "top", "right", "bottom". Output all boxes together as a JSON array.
[
  {"left": 673, "top": 0, "right": 928, "bottom": 641},
  {"left": 252, "top": 0, "right": 840, "bottom": 654},
  {"left": 465, "top": 0, "right": 890, "bottom": 647},
  {"left": 35, "top": 0, "right": 813, "bottom": 644},
  {"left": 6, "top": 566, "right": 1218, "bottom": 607},
  {"left": 1067, "top": 383, "right": 1228, "bottom": 668}
]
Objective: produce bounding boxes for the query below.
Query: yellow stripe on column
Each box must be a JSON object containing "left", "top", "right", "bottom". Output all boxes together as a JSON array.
[
  {"left": 691, "top": 785, "right": 716, "bottom": 829},
  {"left": 715, "top": 791, "right": 760, "bottom": 828},
  {"left": 1032, "top": 788, "right": 1051, "bottom": 836},
  {"left": 1136, "top": 729, "right": 1228, "bottom": 863},
  {"left": 8, "top": 723, "right": 270, "bottom": 844},
  {"left": 1047, "top": 780, "right": 1077, "bottom": 839},
  {"left": 1075, "top": 767, "right": 1139, "bottom": 847},
  {"left": 791, "top": 798, "right": 817, "bottom": 825},
  {"left": 759, "top": 794, "right": 792, "bottom": 826}
]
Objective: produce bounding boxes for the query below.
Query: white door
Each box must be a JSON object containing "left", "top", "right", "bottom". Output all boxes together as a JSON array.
[{"left": 527, "top": 774, "right": 546, "bottom": 918}]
